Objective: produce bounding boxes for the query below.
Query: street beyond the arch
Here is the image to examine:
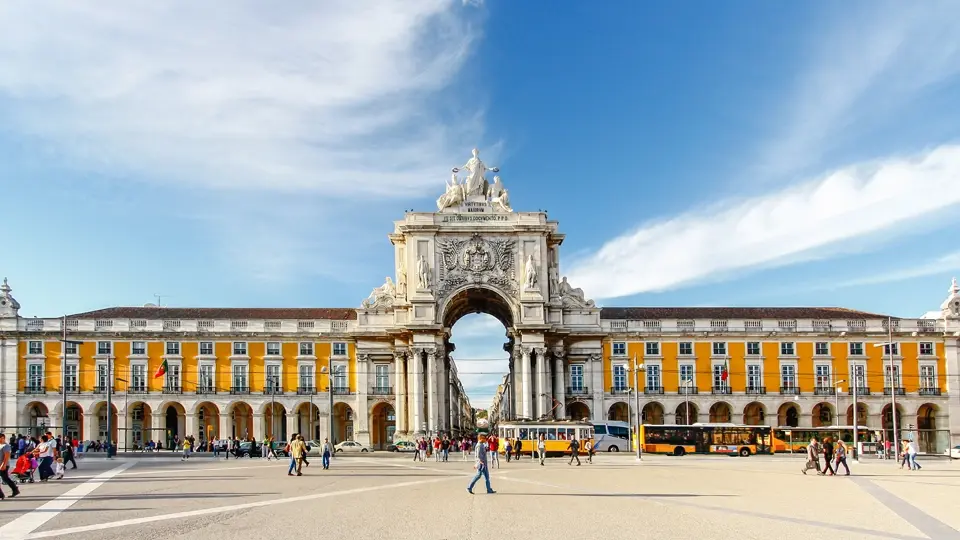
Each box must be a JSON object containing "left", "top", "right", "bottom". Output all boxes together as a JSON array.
[{"left": 0, "top": 453, "right": 957, "bottom": 540}]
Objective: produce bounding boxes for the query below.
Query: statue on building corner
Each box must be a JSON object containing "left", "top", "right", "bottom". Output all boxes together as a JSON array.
[
  {"left": 548, "top": 265, "right": 560, "bottom": 298},
  {"left": 417, "top": 255, "right": 431, "bottom": 290},
  {"left": 396, "top": 264, "right": 407, "bottom": 297},
  {"left": 558, "top": 276, "right": 595, "bottom": 308},
  {"left": 523, "top": 254, "right": 538, "bottom": 290},
  {"left": 436, "top": 171, "right": 465, "bottom": 211},
  {"left": 361, "top": 277, "right": 396, "bottom": 309},
  {"left": 453, "top": 148, "right": 498, "bottom": 198}
]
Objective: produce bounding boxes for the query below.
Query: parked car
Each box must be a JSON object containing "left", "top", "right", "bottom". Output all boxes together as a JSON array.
[
  {"left": 234, "top": 441, "right": 261, "bottom": 458},
  {"left": 334, "top": 440, "right": 373, "bottom": 453},
  {"left": 947, "top": 445, "right": 960, "bottom": 459},
  {"left": 387, "top": 441, "right": 417, "bottom": 453}
]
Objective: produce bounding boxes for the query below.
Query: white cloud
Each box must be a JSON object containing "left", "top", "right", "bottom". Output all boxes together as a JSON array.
[{"left": 568, "top": 144, "right": 960, "bottom": 299}]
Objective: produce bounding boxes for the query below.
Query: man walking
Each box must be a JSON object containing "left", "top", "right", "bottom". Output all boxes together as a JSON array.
[
  {"left": 0, "top": 434, "right": 20, "bottom": 499},
  {"left": 802, "top": 437, "right": 821, "bottom": 475},
  {"left": 537, "top": 434, "right": 546, "bottom": 466},
  {"left": 466, "top": 435, "right": 496, "bottom": 495},
  {"left": 568, "top": 438, "right": 581, "bottom": 466},
  {"left": 321, "top": 438, "right": 332, "bottom": 470},
  {"left": 488, "top": 434, "right": 500, "bottom": 469}
]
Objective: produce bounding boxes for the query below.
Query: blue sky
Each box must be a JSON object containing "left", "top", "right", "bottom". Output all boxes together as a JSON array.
[{"left": 2, "top": 1, "right": 960, "bottom": 407}]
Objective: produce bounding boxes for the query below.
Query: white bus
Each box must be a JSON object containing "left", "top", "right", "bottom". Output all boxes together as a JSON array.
[{"left": 592, "top": 420, "right": 631, "bottom": 452}]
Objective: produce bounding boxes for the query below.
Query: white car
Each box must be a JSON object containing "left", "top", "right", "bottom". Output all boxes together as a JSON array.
[
  {"left": 334, "top": 440, "right": 373, "bottom": 453},
  {"left": 947, "top": 445, "right": 960, "bottom": 459}
]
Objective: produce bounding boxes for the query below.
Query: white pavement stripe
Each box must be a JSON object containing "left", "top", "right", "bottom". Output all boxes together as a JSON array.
[
  {"left": 0, "top": 462, "right": 135, "bottom": 540},
  {"left": 66, "top": 462, "right": 279, "bottom": 480},
  {"left": 25, "top": 474, "right": 464, "bottom": 539}
]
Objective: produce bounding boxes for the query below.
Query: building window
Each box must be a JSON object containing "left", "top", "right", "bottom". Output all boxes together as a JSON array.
[
  {"left": 266, "top": 364, "right": 281, "bottom": 392},
  {"left": 28, "top": 341, "right": 43, "bottom": 355},
  {"left": 232, "top": 364, "right": 248, "bottom": 389},
  {"left": 746, "top": 364, "right": 762, "bottom": 389},
  {"left": 97, "top": 364, "right": 109, "bottom": 390},
  {"left": 679, "top": 342, "right": 693, "bottom": 356},
  {"left": 884, "top": 365, "right": 901, "bottom": 388},
  {"left": 333, "top": 365, "right": 348, "bottom": 390},
  {"left": 232, "top": 342, "right": 247, "bottom": 356},
  {"left": 780, "top": 365, "right": 796, "bottom": 390},
  {"left": 815, "top": 342, "right": 829, "bottom": 356},
  {"left": 165, "top": 342, "right": 180, "bottom": 355},
  {"left": 612, "top": 365, "right": 627, "bottom": 391},
  {"left": 299, "top": 342, "right": 314, "bottom": 356},
  {"left": 569, "top": 364, "right": 584, "bottom": 390},
  {"left": 850, "top": 364, "right": 866, "bottom": 389},
  {"left": 712, "top": 364, "right": 728, "bottom": 390},
  {"left": 611, "top": 342, "right": 626, "bottom": 356},
  {"left": 64, "top": 364, "right": 78, "bottom": 390},
  {"left": 780, "top": 342, "right": 795, "bottom": 356},
  {"left": 646, "top": 365, "right": 661, "bottom": 389},
  {"left": 712, "top": 342, "right": 727, "bottom": 356},
  {"left": 919, "top": 365, "right": 936, "bottom": 389},
  {"left": 919, "top": 342, "right": 934, "bottom": 356},
  {"left": 131, "top": 364, "right": 146, "bottom": 391},
  {"left": 266, "top": 342, "right": 281, "bottom": 356},
  {"left": 132, "top": 341, "right": 146, "bottom": 355},
  {"left": 679, "top": 364, "right": 694, "bottom": 386},
  {"left": 166, "top": 363, "right": 181, "bottom": 389},
  {"left": 645, "top": 342, "right": 660, "bottom": 356},
  {"left": 200, "top": 342, "right": 214, "bottom": 356},
  {"left": 882, "top": 343, "right": 899, "bottom": 356},
  {"left": 849, "top": 342, "right": 864, "bottom": 356},
  {"left": 64, "top": 341, "right": 78, "bottom": 355},
  {"left": 27, "top": 364, "right": 44, "bottom": 389},
  {"left": 375, "top": 364, "right": 390, "bottom": 390},
  {"left": 746, "top": 342, "right": 760, "bottom": 356},
  {"left": 298, "top": 364, "right": 314, "bottom": 390},
  {"left": 97, "top": 341, "right": 112, "bottom": 355},
  {"left": 199, "top": 364, "right": 215, "bottom": 391},
  {"left": 333, "top": 342, "right": 347, "bottom": 356},
  {"left": 815, "top": 365, "right": 831, "bottom": 388}
]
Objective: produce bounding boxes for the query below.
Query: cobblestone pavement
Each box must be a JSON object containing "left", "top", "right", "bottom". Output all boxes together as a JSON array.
[{"left": 0, "top": 453, "right": 957, "bottom": 540}]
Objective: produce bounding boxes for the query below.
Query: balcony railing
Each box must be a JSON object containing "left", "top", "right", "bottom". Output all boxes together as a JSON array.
[
  {"left": 60, "top": 386, "right": 80, "bottom": 395},
  {"left": 679, "top": 386, "right": 699, "bottom": 395},
  {"left": 162, "top": 385, "right": 182, "bottom": 394},
  {"left": 609, "top": 386, "right": 631, "bottom": 395},
  {"left": 196, "top": 387, "right": 217, "bottom": 395},
  {"left": 332, "top": 387, "right": 352, "bottom": 395},
  {"left": 297, "top": 386, "right": 317, "bottom": 395},
  {"left": 644, "top": 386, "right": 664, "bottom": 395},
  {"left": 230, "top": 386, "right": 251, "bottom": 395},
  {"left": 711, "top": 386, "right": 732, "bottom": 395},
  {"left": 883, "top": 387, "right": 906, "bottom": 396},
  {"left": 918, "top": 387, "right": 941, "bottom": 396},
  {"left": 779, "top": 386, "right": 799, "bottom": 395},
  {"left": 848, "top": 387, "right": 870, "bottom": 396},
  {"left": 127, "top": 387, "right": 148, "bottom": 394},
  {"left": 93, "top": 386, "right": 115, "bottom": 394},
  {"left": 745, "top": 386, "right": 766, "bottom": 395},
  {"left": 263, "top": 387, "right": 283, "bottom": 396},
  {"left": 566, "top": 386, "right": 589, "bottom": 396},
  {"left": 371, "top": 386, "right": 393, "bottom": 396},
  {"left": 24, "top": 386, "right": 46, "bottom": 395},
  {"left": 813, "top": 387, "right": 836, "bottom": 396}
]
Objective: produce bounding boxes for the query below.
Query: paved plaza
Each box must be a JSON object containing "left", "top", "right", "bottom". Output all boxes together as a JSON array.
[{"left": 0, "top": 453, "right": 957, "bottom": 540}]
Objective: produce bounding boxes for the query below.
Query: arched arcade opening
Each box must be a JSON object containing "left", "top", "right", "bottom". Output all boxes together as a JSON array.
[{"left": 371, "top": 402, "right": 396, "bottom": 450}]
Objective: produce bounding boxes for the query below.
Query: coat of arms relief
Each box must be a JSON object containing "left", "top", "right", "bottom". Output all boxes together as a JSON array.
[{"left": 436, "top": 233, "right": 518, "bottom": 299}]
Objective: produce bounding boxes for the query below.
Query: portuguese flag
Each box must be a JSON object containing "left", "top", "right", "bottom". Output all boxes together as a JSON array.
[{"left": 154, "top": 358, "right": 168, "bottom": 379}]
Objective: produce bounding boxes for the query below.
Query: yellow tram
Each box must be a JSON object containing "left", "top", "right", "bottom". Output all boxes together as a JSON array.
[{"left": 494, "top": 420, "right": 595, "bottom": 456}]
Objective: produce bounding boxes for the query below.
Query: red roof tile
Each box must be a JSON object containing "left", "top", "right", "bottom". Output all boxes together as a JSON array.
[
  {"left": 66, "top": 307, "right": 357, "bottom": 320},
  {"left": 599, "top": 306, "right": 892, "bottom": 320}
]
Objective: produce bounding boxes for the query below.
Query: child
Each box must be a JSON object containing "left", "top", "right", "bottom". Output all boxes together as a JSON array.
[
  {"left": 28, "top": 455, "right": 39, "bottom": 483},
  {"left": 54, "top": 457, "right": 65, "bottom": 480}
]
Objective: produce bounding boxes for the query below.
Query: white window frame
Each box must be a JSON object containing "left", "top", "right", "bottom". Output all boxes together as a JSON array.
[
  {"left": 645, "top": 362, "right": 662, "bottom": 390},
  {"left": 199, "top": 341, "right": 215, "bottom": 356},
  {"left": 374, "top": 364, "right": 390, "bottom": 390},
  {"left": 131, "top": 341, "right": 147, "bottom": 356},
  {"left": 711, "top": 341, "right": 727, "bottom": 357},
  {"left": 779, "top": 362, "right": 797, "bottom": 391},
  {"left": 612, "top": 364, "right": 627, "bottom": 391},
  {"left": 814, "top": 362, "right": 832, "bottom": 389},
  {"left": 332, "top": 362, "right": 348, "bottom": 391},
  {"left": 297, "top": 362, "right": 316, "bottom": 391},
  {"left": 266, "top": 341, "right": 282, "bottom": 357},
  {"left": 64, "top": 362, "right": 79, "bottom": 391},
  {"left": 95, "top": 361, "right": 110, "bottom": 391},
  {"left": 63, "top": 341, "right": 78, "bottom": 355},
  {"left": 848, "top": 342, "right": 865, "bottom": 356},
  {"left": 711, "top": 361, "right": 729, "bottom": 391},
  {"left": 679, "top": 363, "right": 695, "bottom": 389},
  {"left": 746, "top": 363, "right": 762, "bottom": 391},
  {"left": 232, "top": 341, "right": 248, "bottom": 357},
  {"left": 231, "top": 361, "right": 249, "bottom": 390},
  {"left": 165, "top": 341, "right": 180, "bottom": 356},
  {"left": 164, "top": 361, "right": 182, "bottom": 390},
  {"left": 569, "top": 363, "right": 584, "bottom": 391},
  {"left": 919, "top": 362, "right": 937, "bottom": 390},
  {"left": 884, "top": 363, "right": 903, "bottom": 389},
  {"left": 26, "top": 361, "right": 44, "bottom": 390},
  {"left": 848, "top": 361, "right": 867, "bottom": 391},
  {"left": 332, "top": 342, "right": 348, "bottom": 357},
  {"left": 645, "top": 341, "right": 661, "bottom": 357},
  {"left": 678, "top": 341, "right": 693, "bottom": 356},
  {"left": 265, "top": 361, "right": 282, "bottom": 392},
  {"left": 130, "top": 361, "right": 147, "bottom": 392},
  {"left": 611, "top": 342, "right": 626, "bottom": 356},
  {"left": 780, "top": 342, "right": 796, "bottom": 357},
  {"left": 299, "top": 342, "right": 315, "bottom": 357},
  {"left": 27, "top": 340, "right": 43, "bottom": 356},
  {"left": 814, "top": 342, "right": 830, "bottom": 356},
  {"left": 96, "top": 341, "right": 112, "bottom": 356},
  {"left": 198, "top": 362, "right": 216, "bottom": 392},
  {"left": 919, "top": 342, "right": 935, "bottom": 357},
  {"left": 746, "top": 341, "right": 761, "bottom": 356}
]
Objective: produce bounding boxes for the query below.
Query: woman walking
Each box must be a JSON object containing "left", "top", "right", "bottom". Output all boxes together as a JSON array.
[{"left": 834, "top": 440, "right": 850, "bottom": 475}]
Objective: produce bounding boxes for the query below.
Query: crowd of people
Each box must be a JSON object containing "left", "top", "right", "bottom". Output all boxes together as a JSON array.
[{"left": 0, "top": 432, "right": 79, "bottom": 499}]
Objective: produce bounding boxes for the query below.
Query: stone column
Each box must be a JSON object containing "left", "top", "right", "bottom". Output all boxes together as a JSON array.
[
  {"left": 521, "top": 347, "right": 533, "bottom": 419},
  {"left": 590, "top": 354, "right": 603, "bottom": 422},
  {"left": 554, "top": 351, "right": 566, "bottom": 420},
  {"left": 394, "top": 352, "right": 407, "bottom": 436},
  {"left": 535, "top": 347, "right": 548, "bottom": 418},
  {"left": 218, "top": 413, "right": 230, "bottom": 440},
  {"left": 285, "top": 412, "right": 298, "bottom": 442},
  {"left": 252, "top": 413, "right": 263, "bottom": 441},
  {"left": 426, "top": 350, "right": 438, "bottom": 433},
  {"left": 944, "top": 331, "right": 960, "bottom": 446},
  {"left": 116, "top": 409, "right": 129, "bottom": 451},
  {"left": 356, "top": 354, "right": 370, "bottom": 442},
  {"left": 411, "top": 349, "right": 424, "bottom": 435},
  {"left": 82, "top": 413, "right": 95, "bottom": 442},
  {"left": 509, "top": 354, "right": 517, "bottom": 421}
]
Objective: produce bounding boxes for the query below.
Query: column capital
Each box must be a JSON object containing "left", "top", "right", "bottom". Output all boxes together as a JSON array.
[
  {"left": 588, "top": 353, "right": 602, "bottom": 363},
  {"left": 521, "top": 347, "right": 533, "bottom": 356},
  {"left": 534, "top": 347, "right": 548, "bottom": 356},
  {"left": 552, "top": 349, "right": 566, "bottom": 359},
  {"left": 358, "top": 353, "right": 372, "bottom": 363}
]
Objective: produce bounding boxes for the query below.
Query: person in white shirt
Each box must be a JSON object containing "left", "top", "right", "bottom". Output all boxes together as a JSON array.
[
  {"left": 35, "top": 435, "right": 55, "bottom": 482},
  {"left": 907, "top": 439, "right": 922, "bottom": 471}
]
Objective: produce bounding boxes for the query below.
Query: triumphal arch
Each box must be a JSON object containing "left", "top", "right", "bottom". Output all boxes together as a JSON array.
[{"left": 355, "top": 149, "right": 604, "bottom": 438}]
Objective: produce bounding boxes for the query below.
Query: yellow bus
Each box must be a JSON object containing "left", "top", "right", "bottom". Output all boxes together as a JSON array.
[
  {"left": 496, "top": 420, "right": 595, "bottom": 456},
  {"left": 771, "top": 426, "right": 870, "bottom": 453},
  {"left": 640, "top": 423, "right": 772, "bottom": 457}
]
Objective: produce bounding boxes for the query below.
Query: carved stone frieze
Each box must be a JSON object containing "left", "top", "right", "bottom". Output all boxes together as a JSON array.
[{"left": 436, "top": 233, "right": 518, "bottom": 299}]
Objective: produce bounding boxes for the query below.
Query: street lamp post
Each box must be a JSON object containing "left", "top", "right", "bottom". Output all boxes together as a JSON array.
[
  {"left": 872, "top": 322, "right": 901, "bottom": 460},
  {"left": 834, "top": 379, "right": 845, "bottom": 446},
  {"left": 106, "top": 355, "right": 114, "bottom": 458},
  {"left": 682, "top": 379, "right": 692, "bottom": 424},
  {"left": 321, "top": 357, "right": 334, "bottom": 445},
  {"left": 265, "top": 375, "right": 277, "bottom": 441},
  {"left": 59, "top": 317, "right": 83, "bottom": 440},
  {"left": 633, "top": 361, "right": 645, "bottom": 461},
  {"left": 852, "top": 370, "right": 860, "bottom": 462},
  {"left": 116, "top": 377, "right": 129, "bottom": 452}
]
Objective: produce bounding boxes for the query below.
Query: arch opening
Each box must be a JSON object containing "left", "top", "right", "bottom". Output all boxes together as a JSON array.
[
  {"left": 641, "top": 402, "right": 664, "bottom": 425},
  {"left": 709, "top": 402, "right": 732, "bottom": 423},
  {"left": 332, "top": 403, "right": 354, "bottom": 443},
  {"left": 811, "top": 402, "right": 834, "bottom": 427},
  {"left": 124, "top": 402, "right": 152, "bottom": 451},
  {"left": 567, "top": 402, "right": 590, "bottom": 422},
  {"left": 441, "top": 285, "right": 515, "bottom": 329},
  {"left": 448, "top": 311, "right": 512, "bottom": 431},
  {"left": 742, "top": 402, "right": 765, "bottom": 425},
  {"left": 607, "top": 402, "right": 629, "bottom": 422},
  {"left": 371, "top": 402, "right": 396, "bottom": 450},
  {"left": 777, "top": 403, "right": 799, "bottom": 427},
  {"left": 675, "top": 402, "right": 698, "bottom": 425}
]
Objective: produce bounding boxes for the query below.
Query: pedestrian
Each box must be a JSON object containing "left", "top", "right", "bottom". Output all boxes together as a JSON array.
[
  {"left": 286, "top": 434, "right": 299, "bottom": 476},
  {"left": 321, "top": 438, "right": 332, "bottom": 470},
  {"left": 822, "top": 437, "right": 836, "bottom": 476},
  {"left": 0, "top": 434, "right": 20, "bottom": 499},
  {"left": 802, "top": 438, "right": 821, "bottom": 475},
  {"left": 537, "top": 434, "right": 546, "bottom": 466},
  {"left": 568, "top": 438, "right": 581, "bottom": 466},
  {"left": 585, "top": 438, "right": 594, "bottom": 464},
  {"left": 34, "top": 435, "right": 55, "bottom": 482},
  {"left": 488, "top": 435, "right": 499, "bottom": 468},
  {"left": 61, "top": 440, "right": 78, "bottom": 470},
  {"left": 180, "top": 437, "right": 192, "bottom": 461},
  {"left": 907, "top": 439, "right": 921, "bottom": 471},
  {"left": 834, "top": 440, "right": 850, "bottom": 475},
  {"left": 290, "top": 435, "right": 307, "bottom": 476},
  {"left": 504, "top": 438, "right": 512, "bottom": 463},
  {"left": 514, "top": 438, "right": 522, "bottom": 461},
  {"left": 212, "top": 438, "right": 220, "bottom": 458},
  {"left": 466, "top": 435, "right": 496, "bottom": 495},
  {"left": 262, "top": 437, "right": 271, "bottom": 460}
]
